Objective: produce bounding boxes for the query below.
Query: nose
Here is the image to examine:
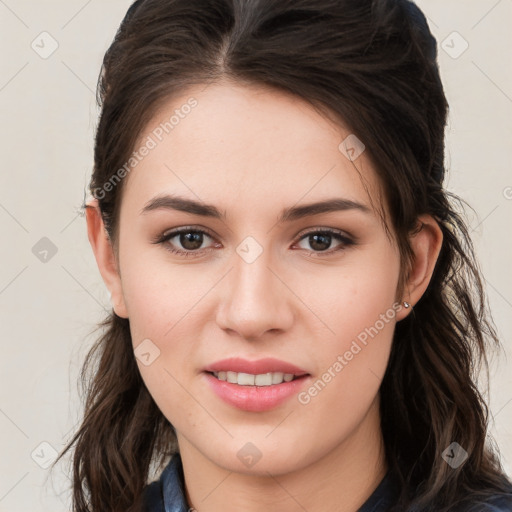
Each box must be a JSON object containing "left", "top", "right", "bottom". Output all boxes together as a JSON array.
[{"left": 215, "top": 246, "right": 295, "bottom": 341}]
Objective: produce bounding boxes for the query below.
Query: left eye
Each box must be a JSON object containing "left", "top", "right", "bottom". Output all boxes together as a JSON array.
[
  {"left": 295, "top": 230, "right": 353, "bottom": 254},
  {"left": 153, "top": 228, "right": 354, "bottom": 257}
]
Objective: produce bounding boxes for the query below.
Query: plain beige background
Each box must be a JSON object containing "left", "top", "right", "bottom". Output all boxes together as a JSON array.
[{"left": 0, "top": 1, "right": 511, "bottom": 510}]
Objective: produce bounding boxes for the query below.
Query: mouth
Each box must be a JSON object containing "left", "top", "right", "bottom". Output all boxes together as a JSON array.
[
  {"left": 203, "top": 357, "right": 310, "bottom": 383},
  {"left": 203, "top": 367, "right": 312, "bottom": 411},
  {"left": 206, "top": 370, "right": 308, "bottom": 387}
]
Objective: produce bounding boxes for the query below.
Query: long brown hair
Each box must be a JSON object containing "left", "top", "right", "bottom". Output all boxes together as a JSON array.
[{"left": 53, "top": 0, "right": 512, "bottom": 510}]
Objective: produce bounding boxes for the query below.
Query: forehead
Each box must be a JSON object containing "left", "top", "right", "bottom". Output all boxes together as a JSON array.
[{"left": 120, "top": 80, "right": 385, "bottom": 223}]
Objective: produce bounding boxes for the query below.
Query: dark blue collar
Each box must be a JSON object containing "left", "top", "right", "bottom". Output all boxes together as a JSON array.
[
  {"left": 143, "top": 454, "right": 399, "bottom": 512},
  {"left": 143, "top": 454, "right": 512, "bottom": 511}
]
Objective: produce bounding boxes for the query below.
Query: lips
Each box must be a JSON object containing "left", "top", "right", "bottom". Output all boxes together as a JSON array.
[
  {"left": 203, "top": 372, "right": 311, "bottom": 412},
  {"left": 202, "top": 357, "right": 309, "bottom": 376}
]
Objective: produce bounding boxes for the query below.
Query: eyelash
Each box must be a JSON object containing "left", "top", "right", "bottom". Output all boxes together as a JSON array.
[{"left": 152, "top": 226, "right": 355, "bottom": 259}]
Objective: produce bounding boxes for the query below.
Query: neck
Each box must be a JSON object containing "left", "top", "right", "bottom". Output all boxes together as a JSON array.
[{"left": 178, "top": 396, "right": 388, "bottom": 512}]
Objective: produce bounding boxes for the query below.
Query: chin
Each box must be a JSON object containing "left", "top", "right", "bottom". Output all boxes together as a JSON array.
[{"left": 210, "top": 443, "right": 307, "bottom": 477}]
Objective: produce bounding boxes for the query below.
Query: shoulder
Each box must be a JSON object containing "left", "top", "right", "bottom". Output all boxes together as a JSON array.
[
  {"left": 141, "top": 479, "right": 164, "bottom": 512},
  {"left": 381, "top": 470, "right": 512, "bottom": 512},
  {"left": 141, "top": 454, "right": 188, "bottom": 512}
]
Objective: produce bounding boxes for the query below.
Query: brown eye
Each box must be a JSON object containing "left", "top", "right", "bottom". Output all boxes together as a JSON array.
[
  {"left": 176, "top": 231, "right": 206, "bottom": 251},
  {"left": 295, "top": 229, "right": 354, "bottom": 256},
  {"left": 155, "top": 228, "right": 217, "bottom": 257}
]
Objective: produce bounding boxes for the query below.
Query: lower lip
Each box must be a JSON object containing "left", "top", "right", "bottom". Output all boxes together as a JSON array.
[{"left": 203, "top": 372, "right": 310, "bottom": 412}]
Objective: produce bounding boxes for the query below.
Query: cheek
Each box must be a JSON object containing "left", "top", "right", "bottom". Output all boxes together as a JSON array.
[
  {"left": 118, "top": 244, "right": 202, "bottom": 343},
  {"left": 298, "top": 249, "right": 400, "bottom": 411},
  {"left": 310, "top": 248, "right": 401, "bottom": 346},
  {"left": 297, "top": 302, "right": 396, "bottom": 450},
  {"left": 118, "top": 248, "right": 213, "bottom": 412}
]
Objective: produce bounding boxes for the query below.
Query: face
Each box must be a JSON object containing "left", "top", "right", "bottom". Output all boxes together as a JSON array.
[{"left": 111, "top": 80, "right": 405, "bottom": 475}]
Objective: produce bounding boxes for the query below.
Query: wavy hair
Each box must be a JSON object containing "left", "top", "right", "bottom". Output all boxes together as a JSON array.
[{"left": 53, "top": 0, "right": 512, "bottom": 510}]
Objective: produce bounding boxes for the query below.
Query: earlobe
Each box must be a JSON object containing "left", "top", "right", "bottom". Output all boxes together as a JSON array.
[
  {"left": 85, "top": 199, "right": 129, "bottom": 319},
  {"left": 396, "top": 214, "right": 443, "bottom": 321}
]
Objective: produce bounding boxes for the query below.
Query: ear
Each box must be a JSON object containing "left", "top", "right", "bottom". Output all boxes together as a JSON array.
[
  {"left": 85, "top": 199, "right": 129, "bottom": 319},
  {"left": 395, "top": 214, "right": 443, "bottom": 321}
]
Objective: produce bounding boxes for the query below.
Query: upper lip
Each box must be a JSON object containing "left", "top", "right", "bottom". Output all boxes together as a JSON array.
[{"left": 203, "top": 357, "right": 309, "bottom": 376}]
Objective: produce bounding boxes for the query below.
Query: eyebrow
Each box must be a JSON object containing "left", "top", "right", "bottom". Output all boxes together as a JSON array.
[{"left": 140, "top": 194, "right": 372, "bottom": 222}]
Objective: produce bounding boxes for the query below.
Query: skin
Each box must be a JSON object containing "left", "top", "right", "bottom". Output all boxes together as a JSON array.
[{"left": 86, "top": 79, "right": 443, "bottom": 512}]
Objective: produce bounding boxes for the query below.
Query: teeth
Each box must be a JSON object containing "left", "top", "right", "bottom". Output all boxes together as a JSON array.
[{"left": 212, "top": 371, "right": 298, "bottom": 386}]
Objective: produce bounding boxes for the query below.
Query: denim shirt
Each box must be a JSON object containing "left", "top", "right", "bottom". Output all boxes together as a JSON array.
[{"left": 142, "top": 454, "right": 512, "bottom": 512}]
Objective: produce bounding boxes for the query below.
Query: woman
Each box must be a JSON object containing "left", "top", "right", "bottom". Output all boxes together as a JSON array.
[{"left": 54, "top": 0, "right": 512, "bottom": 510}]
